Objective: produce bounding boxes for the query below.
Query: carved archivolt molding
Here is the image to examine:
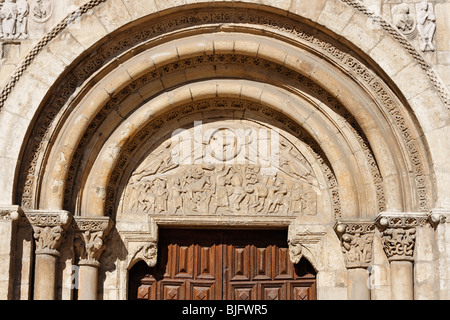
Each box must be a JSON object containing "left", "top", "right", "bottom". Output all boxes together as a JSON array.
[
  {"left": 13, "top": 5, "right": 432, "bottom": 217},
  {"left": 0, "top": 0, "right": 447, "bottom": 110}
]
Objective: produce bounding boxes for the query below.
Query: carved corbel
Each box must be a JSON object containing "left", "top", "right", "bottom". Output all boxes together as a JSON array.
[
  {"left": 428, "top": 209, "right": 447, "bottom": 228},
  {"left": 376, "top": 213, "right": 428, "bottom": 262},
  {"left": 72, "top": 216, "right": 113, "bottom": 267},
  {"left": 334, "top": 221, "right": 375, "bottom": 269},
  {"left": 0, "top": 206, "right": 22, "bottom": 222},
  {"left": 288, "top": 226, "right": 325, "bottom": 270},
  {"left": 26, "top": 210, "right": 72, "bottom": 256},
  {"left": 128, "top": 240, "right": 158, "bottom": 268}
]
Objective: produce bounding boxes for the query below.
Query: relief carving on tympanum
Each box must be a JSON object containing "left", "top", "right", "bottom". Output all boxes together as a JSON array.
[{"left": 121, "top": 121, "right": 320, "bottom": 217}]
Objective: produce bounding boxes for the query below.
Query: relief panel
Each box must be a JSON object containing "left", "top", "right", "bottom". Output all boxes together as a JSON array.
[{"left": 120, "top": 120, "right": 321, "bottom": 218}]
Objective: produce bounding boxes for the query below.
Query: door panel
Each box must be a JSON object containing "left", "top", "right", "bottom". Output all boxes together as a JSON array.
[{"left": 130, "top": 229, "right": 316, "bottom": 300}]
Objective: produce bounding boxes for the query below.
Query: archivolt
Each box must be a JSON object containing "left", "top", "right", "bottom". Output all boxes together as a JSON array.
[{"left": 12, "top": 3, "right": 435, "bottom": 219}]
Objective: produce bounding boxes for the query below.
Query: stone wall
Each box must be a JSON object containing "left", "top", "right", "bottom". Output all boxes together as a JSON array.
[
  {"left": 0, "top": 0, "right": 448, "bottom": 300},
  {"left": 0, "top": 0, "right": 448, "bottom": 91}
]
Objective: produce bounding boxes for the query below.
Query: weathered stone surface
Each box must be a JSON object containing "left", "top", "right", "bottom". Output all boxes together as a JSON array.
[{"left": 0, "top": 0, "right": 448, "bottom": 301}]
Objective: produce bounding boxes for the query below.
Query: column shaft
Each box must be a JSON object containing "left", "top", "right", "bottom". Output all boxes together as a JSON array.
[
  {"left": 33, "top": 254, "right": 57, "bottom": 300},
  {"left": 347, "top": 268, "right": 370, "bottom": 300},
  {"left": 78, "top": 265, "right": 98, "bottom": 300},
  {"left": 390, "top": 260, "right": 414, "bottom": 300}
]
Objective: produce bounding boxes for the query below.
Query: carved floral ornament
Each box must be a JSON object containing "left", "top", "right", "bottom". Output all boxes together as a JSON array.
[
  {"left": 26, "top": 210, "right": 72, "bottom": 256},
  {"left": 72, "top": 216, "right": 113, "bottom": 267}
]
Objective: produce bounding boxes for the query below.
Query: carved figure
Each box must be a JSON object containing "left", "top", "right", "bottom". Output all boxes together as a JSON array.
[
  {"left": 0, "top": 0, "right": 29, "bottom": 40},
  {"left": 392, "top": 3, "right": 416, "bottom": 39},
  {"left": 214, "top": 165, "right": 231, "bottom": 213},
  {"left": 168, "top": 178, "right": 183, "bottom": 214},
  {"left": 124, "top": 125, "right": 319, "bottom": 217},
  {"left": 417, "top": 1, "right": 436, "bottom": 52},
  {"left": 31, "top": 0, "right": 51, "bottom": 21},
  {"left": 1, "top": 0, "right": 18, "bottom": 40},
  {"left": 341, "top": 233, "right": 373, "bottom": 265},
  {"left": 15, "top": 0, "right": 28, "bottom": 39}
]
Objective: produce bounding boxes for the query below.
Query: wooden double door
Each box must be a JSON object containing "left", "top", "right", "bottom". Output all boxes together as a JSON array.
[{"left": 129, "top": 229, "right": 316, "bottom": 300}]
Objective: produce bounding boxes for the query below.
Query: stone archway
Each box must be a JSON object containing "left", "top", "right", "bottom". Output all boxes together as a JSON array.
[{"left": 0, "top": 0, "right": 448, "bottom": 301}]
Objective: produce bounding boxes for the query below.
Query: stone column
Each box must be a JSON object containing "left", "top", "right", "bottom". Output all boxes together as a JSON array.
[
  {"left": 73, "top": 216, "right": 112, "bottom": 300},
  {"left": 376, "top": 214, "right": 428, "bottom": 300},
  {"left": 0, "top": 206, "right": 21, "bottom": 300},
  {"left": 334, "top": 222, "right": 375, "bottom": 300},
  {"left": 27, "top": 210, "right": 72, "bottom": 300}
]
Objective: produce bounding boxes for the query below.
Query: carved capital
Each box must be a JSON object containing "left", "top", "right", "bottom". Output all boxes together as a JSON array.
[
  {"left": 376, "top": 213, "right": 428, "bottom": 262},
  {"left": 334, "top": 221, "right": 375, "bottom": 269},
  {"left": 26, "top": 210, "right": 73, "bottom": 256},
  {"left": 72, "top": 217, "right": 113, "bottom": 267}
]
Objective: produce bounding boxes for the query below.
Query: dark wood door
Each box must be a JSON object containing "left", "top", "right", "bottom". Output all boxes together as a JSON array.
[{"left": 129, "top": 229, "right": 316, "bottom": 300}]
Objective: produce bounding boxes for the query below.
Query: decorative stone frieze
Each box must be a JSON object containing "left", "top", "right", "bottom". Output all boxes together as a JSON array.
[
  {"left": 26, "top": 210, "right": 72, "bottom": 256},
  {"left": 72, "top": 216, "right": 113, "bottom": 267},
  {"left": 334, "top": 221, "right": 375, "bottom": 269},
  {"left": 376, "top": 213, "right": 428, "bottom": 262}
]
